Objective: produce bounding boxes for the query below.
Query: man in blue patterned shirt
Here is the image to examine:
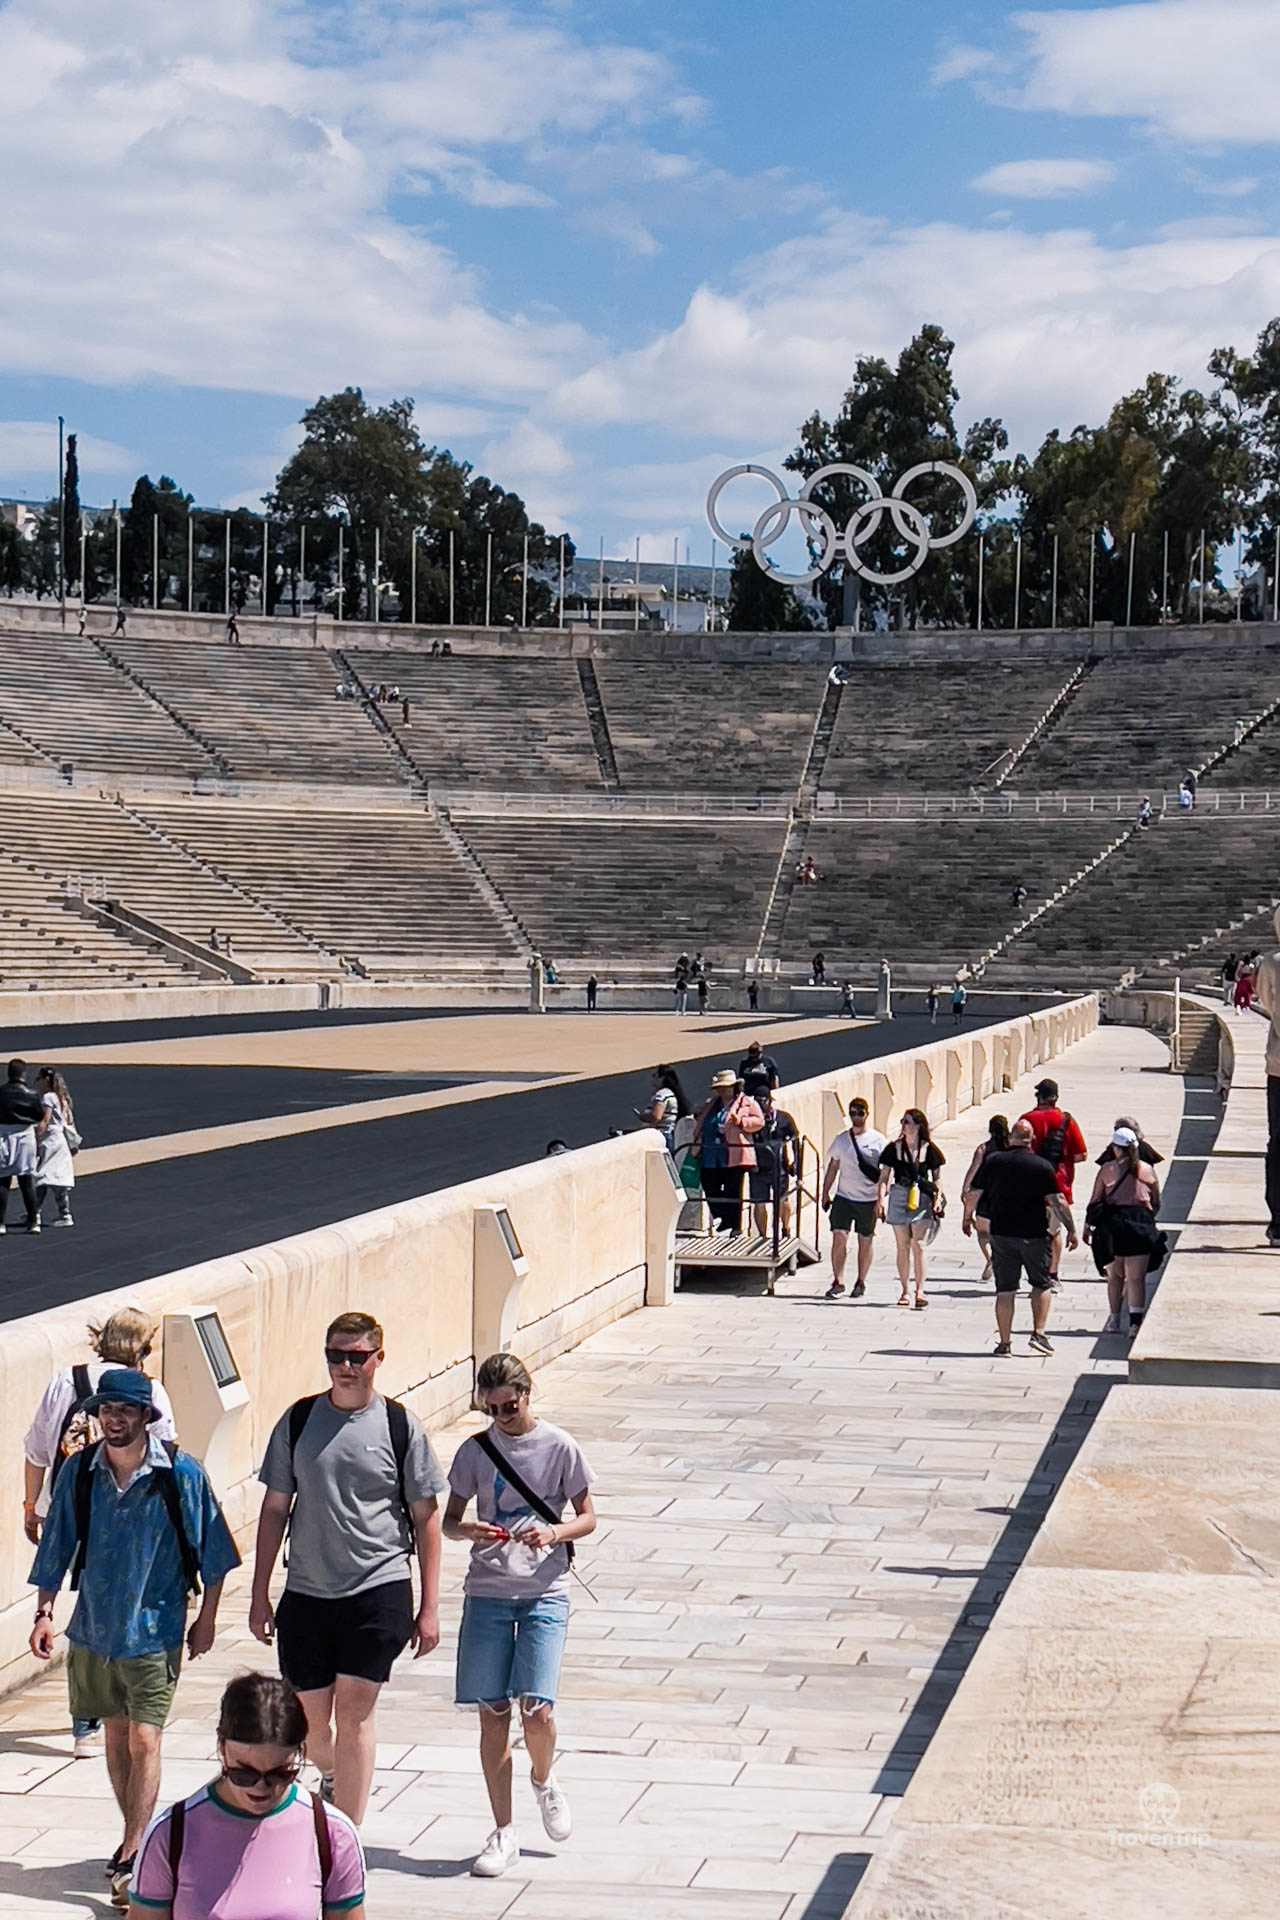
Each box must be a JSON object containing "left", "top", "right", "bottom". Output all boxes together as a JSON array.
[{"left": 28, "top": 1368, "right": 240, "bottom": 1909}]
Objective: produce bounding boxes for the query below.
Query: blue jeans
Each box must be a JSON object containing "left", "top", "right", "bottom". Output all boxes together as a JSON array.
[
  {"left": 72, "top": 1717, "right": 100, "bottom": 1739},
  {"left": 455, "top": 1593, "right": 570, "bottom": 1708}
]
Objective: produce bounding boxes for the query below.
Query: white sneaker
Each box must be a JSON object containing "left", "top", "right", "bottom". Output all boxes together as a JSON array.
[
  {"left": 533, "top": 1772, "right": 573, "bottom": 1841},
  {"left": 73, "top": 1729, "right": 103, "bottom": 1759},
  {"left": 53, "top": 1214, "right": 74, "bottom": 1228},
  {"left": 1103, "top": 1312, "right": 1121, "bottom": 1333},
  {"left": 471, "top": 1827, "right": 520, "bottom": 1878}
]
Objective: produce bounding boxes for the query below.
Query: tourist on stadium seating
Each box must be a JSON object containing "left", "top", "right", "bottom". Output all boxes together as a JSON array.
[
  {"left": 1137, "top": 797, "right": 1153, "bottom": 830},
  {"left": 34, "top": 1067, "right": 77, "bottom": 1227},
  {"left": 951, "top": 980, "right": 967, "bottom": 1026},
  {"left": 738, "top": 1039, "right": 779, "bottom": 1100},
  {"left": 0, "top": 1059, "right": 43, "bottom": 1235},
  {"left": 751, "top": 1087, "right": 799, "bottom": 1241},
  {"left": 28, "top": 1368, "right": 238, "bottom": 1910},
  {"left": 641, "top": 1066, "right": 690, "bottom": 1152},
  {"left": 966, "top": 1120, "right": 1075, "bottom": 1357},
  {"left": 960, "top": 1113, "right": 1010, "bottom": 1284},
  {"left": 823, "top": 1096, "right": 886, "bottom": 1299},
  {"left": 430, "top": 639, "right": 441, "bottom": 656},
  {"left": 23, "top": 1307, "right": 177, "bottom": 1759},
  {"left": 444, "top": 1351, "right": 596, "bottom": 1881},
  {"left": 693, "top": 1070, "right": 764, "bottom": 1234},
  {"left": 131, "top": 1671, "right": 366, "bottom": 1919},
  {"left": 114, "top": 606, "right": 128, "bottom": 634},
  {"left": 1178, "top": 780, "right": 1193, "bottom": 812},
  {"left": 877, "top": 1110, "right": 946, "bottom": 1310},
  {"left": 1185, "top": 768, "right": 1198, "bottom": 804},
  {"left": 1019, "top": 1078, "right": 1087, "bottom": 1287},
  {"left": 796, "top": 855, "right": 818, "bottom": 885},
  {"left": 250, "top": 1312, "right": 445, "bottom": 1826},
  {"left": 1011, "top": 883, "right": 1028, "bottom": 910},
  {"left": 1085, "top": 1127, "right": 1163, "bottom": 1336},
  {"left": 585, "top": 973, "right": 598, "bottom": 1010},
  {"left": 226, "top": 611, "right": 240, "bottom": 646},
  {"left": 401, "top": 695, "right": 411, "bottom": 726},
  {"left": 77, "top": 605, "right": 88, "bottom": 636},
  {"left": 441, "top": 640, "right": 453, "bottom": 655},
  {"left": 812, "top": 951, "right": 826, "bottom": 986}
]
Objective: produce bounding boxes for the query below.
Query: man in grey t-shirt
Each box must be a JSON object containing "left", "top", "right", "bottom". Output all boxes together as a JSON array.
[{"left": 250, "top": 1312, "right": 445, "bottom": 1825}]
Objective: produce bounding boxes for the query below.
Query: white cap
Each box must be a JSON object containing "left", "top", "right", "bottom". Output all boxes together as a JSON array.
[{"left": 1112, "top": 1126, "right": 1138, "bottom": 1147}]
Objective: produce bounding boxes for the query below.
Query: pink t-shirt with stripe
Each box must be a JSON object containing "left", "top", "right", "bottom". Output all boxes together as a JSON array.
[{"left": 133, "top": 1783, "right": 364, "bottom": 1917}]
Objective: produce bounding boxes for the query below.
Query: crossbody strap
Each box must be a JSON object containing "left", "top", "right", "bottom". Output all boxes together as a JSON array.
[
  {"left": 313, "top": 1789, "right": 333, "bottom": 1885},
  {"left": 473, "top": 1430, "right": 575, "bottom": 1564}
]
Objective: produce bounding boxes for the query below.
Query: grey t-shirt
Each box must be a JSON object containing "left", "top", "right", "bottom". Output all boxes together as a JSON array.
[
  {"left": 449, "top": 1419, "right": 593, "bottom": 1600},
  {"left": 259, "top": 1393, "right": 446, "bottom": 1599}
]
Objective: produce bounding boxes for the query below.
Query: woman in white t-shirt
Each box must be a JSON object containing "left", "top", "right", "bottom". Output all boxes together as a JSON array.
[
  {"left": 639, "top": 1065, "right": 689, "bottom": 1152},
  {"left": 34, "top": 1068, "right": 76, "bottom": 1227},
  {"left": 444, "top": 1352, "right": 596, "bottom": 1882}
]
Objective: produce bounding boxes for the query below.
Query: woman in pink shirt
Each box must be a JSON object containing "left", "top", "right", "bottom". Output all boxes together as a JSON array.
[{"left": 130, "top": 1673, "right": 364, "bottom": 1919}]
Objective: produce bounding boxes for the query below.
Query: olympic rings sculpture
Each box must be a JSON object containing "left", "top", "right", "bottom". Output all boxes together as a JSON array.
[{"left": 705, "top": 459, "right": 977, "bottom": 589}]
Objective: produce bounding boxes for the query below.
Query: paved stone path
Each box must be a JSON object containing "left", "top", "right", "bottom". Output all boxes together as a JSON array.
[{"left": 0, "top": 1023, "right": 1178, "bottom": 1918}]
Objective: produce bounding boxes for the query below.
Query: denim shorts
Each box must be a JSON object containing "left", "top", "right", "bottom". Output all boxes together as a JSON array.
[{"left": 455, "top": 1592, "right": 570, "bottom": 1709}]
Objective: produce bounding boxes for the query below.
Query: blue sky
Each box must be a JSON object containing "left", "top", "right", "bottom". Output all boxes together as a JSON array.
[{"left": 1, "top": 0, "right": 1279, "bottom": 561}]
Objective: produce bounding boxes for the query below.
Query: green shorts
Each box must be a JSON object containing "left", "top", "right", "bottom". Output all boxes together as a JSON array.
[{"left": 67, "top": 1644, "right": 182, "bottom": 1728}]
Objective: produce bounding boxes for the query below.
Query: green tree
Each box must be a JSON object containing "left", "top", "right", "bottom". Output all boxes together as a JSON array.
[
  {"left": 121, "top": 475, "right": 193, "bottom": 606},
  {"left": 785, "top": 325, "right": 1013, "bottom": 629},
  {"left": 24, "top": 502, "right": 60, "bottom": 598},
  {"left": 0, "top": 520, "right": 24, "bottom": 596},
  {"left": 62, "top": 434, "right": 81, "bottom": 596},
  {"left": 1209, "top": 320, "right": 1280, "bottom": 592},
  {"left": 725, "top": 545, "right": 816, "bottom": 632}
]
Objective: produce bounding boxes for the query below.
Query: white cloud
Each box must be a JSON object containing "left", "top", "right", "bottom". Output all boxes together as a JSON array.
[
  {"left": 541, "top": 214, "right": 1280, "bottom": 535},
  {"left": 0, "top": 420, "right": 135, "bottom": 482},
  {"left": 0, "top": 0, "right": 694, "bottom": 401},
  {"left": 930, "top": 44, "right": 1000, "bottom": 87},
  {"left": 971, "top": 158, "right": 1116, "bottom": 198},
  {"left": 997, "top": 2, "right": 1280, "bottom": 144}
]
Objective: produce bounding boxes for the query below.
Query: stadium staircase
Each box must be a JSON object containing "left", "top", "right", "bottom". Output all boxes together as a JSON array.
[
  {"left": 755, "top": 676, "right": 843, "bottom": 964},
  {"left": 0, "top": 712, "right": 60, "bottom": 771},
  {"left": 333, "top": 649, "right": 430, "bottom": 792},
  {"left": 576, "top": 661, "right": 620, "bottom": 789},
  {"left": 991, "top": 661, "right": 1094, "bottom": 789},
  {"left": 93, "top": 638, "right": 230, "bottom": 777},
  {"left": 975, "top": 822, "right": 1139, "bottom": 979},
  {"left": 432, "top": 808, "right": 535, "bottom": 958}
]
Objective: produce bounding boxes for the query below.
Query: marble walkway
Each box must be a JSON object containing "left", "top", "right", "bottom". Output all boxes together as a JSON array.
[{"left": 0, "top": 1022, "right": 1179, "bottom": 1918}]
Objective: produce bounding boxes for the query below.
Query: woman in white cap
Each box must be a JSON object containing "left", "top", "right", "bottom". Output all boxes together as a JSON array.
[
  {"left": 1084, "top": 1126, "right": 1162, "bottom": 1335},
  {"left": 692, "top": 1071, "right": 764, "bottom": 1234}
]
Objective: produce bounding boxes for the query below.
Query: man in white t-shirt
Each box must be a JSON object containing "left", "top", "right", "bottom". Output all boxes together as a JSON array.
[{"left": 821, "top": 1096, "right": 887, "bottom": 1300}]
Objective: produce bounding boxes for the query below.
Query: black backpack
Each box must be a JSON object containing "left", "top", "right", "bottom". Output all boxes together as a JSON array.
[
  {"left": 286, "top": 1394, "right": 412, "bottom": 1528},
  {"left": 70, "top": 1440, "right": 201, "bottom": 1597},
  {"left": 1035, "top": 1113, "right": 1074, "bottom": 1171}
]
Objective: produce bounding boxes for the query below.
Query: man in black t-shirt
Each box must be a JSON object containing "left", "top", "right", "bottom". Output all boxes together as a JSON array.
[
  {"left": 738, "top": 1041, "right": 779, "bottom": 1102},
  {"left": 0, "top": 1060, "right": 44, "bottom": 1233},
  {"left": 750, "top": 1089, "right": 798, "bottom": 1240},
  {"left": 965, "top": 1120, "right": 1077, "bottom": 1358}
]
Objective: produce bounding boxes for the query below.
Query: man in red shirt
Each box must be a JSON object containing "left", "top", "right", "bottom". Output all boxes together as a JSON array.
[{"left": 1018, "top": 1078, "right": 1087, "bottom": 1284}]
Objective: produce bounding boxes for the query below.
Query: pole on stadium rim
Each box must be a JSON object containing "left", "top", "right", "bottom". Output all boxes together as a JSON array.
[
  {"left": 57, "top": 415, "right": 65, "bottom": 628},
  {"left": 152, "top": 513, "right": 159, "bottom": 610},
  {"left": 975, "top": 533, "right": 984, "bottom": 633},
  {"left": 558, "top": 535, "right": 565, "bottom": 629},
  {"left": 1199, "top": 529, "right": 1206, "bottom": 624},
  {"left": 521, "top": 531, "right": 529, "bottom": 629},
  {"left": 597, "top": 537, "right": 605, "bottom": 631},
  {"left": 337, "top": 522, "right": 344, "bottom": 622},
  {"left": 485, "top": 531, "right": 492, "bottom": 627},
  {"left": 1050, "top": 532, "right": 1058, "bottom": 630},
  {"left": 448, "top": 527, "right": 455, "bottom": 626},
  {"left": 1013, "top": 534, "right": 1022, "bottom": 630},
  {"left": 1162, "top": 528, "right": 1169, "bottom": 621},
  {"left": 261, "top": 519, "right": 269, "bottom": 615},
  {"left": 373, "top": 526, "right": 380, "bottom": 624},
  {"left": 1125, "top": 529, "right": 1135, "bottom": 628},
  {"left": 224, "top": 515, "right": 231, "bottom": 615},
  {"left": 411, "top": 529, "right": 417, "bottom": 627},
  {"left": 187, "top": 512, "right": 193, "bottom": 613}
]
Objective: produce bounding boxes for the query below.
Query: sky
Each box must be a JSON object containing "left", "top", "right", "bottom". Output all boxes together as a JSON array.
[{"left": 2, "top": 0, "right": 1279, "bottom": 562}]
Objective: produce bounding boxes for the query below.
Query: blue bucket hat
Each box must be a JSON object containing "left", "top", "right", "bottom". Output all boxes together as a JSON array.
[{"left": 82, "top": 1367, "right": 160, "bottom": 1421}]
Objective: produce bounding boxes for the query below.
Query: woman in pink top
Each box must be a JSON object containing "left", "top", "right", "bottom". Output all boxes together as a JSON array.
[{"left": 130, "top": 1673, "right": 364, "bottom": 1919}]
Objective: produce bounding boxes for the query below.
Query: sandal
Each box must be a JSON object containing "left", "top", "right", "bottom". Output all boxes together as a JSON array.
[
  {"left": 913, "top": 1295, "right": 928, "bottom": 1309},
  {"left": 896, "top": 1293, "right": 911, "bottom": 1307}
]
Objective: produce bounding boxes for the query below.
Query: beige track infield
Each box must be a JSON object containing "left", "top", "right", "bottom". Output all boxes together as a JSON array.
[{"left": 67, "top": 1012, "right": 864, "bottom": 1180}]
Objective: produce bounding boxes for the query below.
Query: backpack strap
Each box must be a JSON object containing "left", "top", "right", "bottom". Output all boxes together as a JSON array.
[
  {"left": 157, "top": 1444, "right": 202, "bottom": 1597},
  {"left": 51, "top": 1366, "right": 94, "bottom": 1491},
  {"left": 313, "top": 1789, "right": 333, "bottom": 1886},
  {"left": 168, "top": 1796, "right": 187, "bottom": 1882},
  {"left": 385, "top": 1397, "right": 410, "bottom": 1525},
  {"left": 473, "top": 1429, "right": 575, "bottom": 1564},
  {"left": 288, "top": 1395, "right": 320, "bottom": 1465},
  {"left": 69, "top": 1442, "right": 100, "bottom": 1590}
]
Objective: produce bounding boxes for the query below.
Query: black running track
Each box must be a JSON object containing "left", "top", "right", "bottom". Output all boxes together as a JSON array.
[{"left": 0, "top": 1000, "right": 1057, "bottom": 1321}]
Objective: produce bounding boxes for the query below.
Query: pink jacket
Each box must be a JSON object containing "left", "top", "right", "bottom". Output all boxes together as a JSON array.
[{"left": 695, "top": 1093, "right": 765, "bottom": 1168}]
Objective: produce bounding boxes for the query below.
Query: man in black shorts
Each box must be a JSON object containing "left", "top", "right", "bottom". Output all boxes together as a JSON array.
[
  {"left": 821, "top": 1096, "right": 887, "bottom": 1299},
  {"left": 250, "top": 1312, "right": 445, "bottom": 1823},
  {"left": 750, "top": 1087, "right": 799, "bottom": 1240},
  {"left": 964, "top": 1120, "right": 1077, "bottom": 1356}
]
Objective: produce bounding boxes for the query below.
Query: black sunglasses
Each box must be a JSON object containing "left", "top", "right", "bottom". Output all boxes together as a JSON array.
[
  {"left": 486, "top": 1398, "right": 524, "bottom": 1418},
  {"left": 222, "top": 1762, "right": 301, "bottom": 1791},
  {"left": 324, "top": 1347, "right": 378, "bottom": 1369}
]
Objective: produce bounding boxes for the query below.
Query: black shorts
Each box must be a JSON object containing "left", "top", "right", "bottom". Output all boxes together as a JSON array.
[
  {"left": 830, "top": 1196, "right": 877, "bottom": 1238},
  {"left": 748, "top": 1165, "right": 784, "bottom": 1204},
  {"left": 275, "top": 1579, "right": 413, "bottom": 1692},
  {"left": 990, "top": 1234, "right": 1053, "bottom": 1294}
]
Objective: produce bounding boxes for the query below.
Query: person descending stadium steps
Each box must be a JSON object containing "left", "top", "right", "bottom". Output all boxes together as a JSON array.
[
  {"left": 28, "top": 1369, "right": 239, "bottom": 1910},
  {"left": 130, "top": 1672, "right": 366, "bottom": 1920},
  {"left": 251, "top": 1313, "right": 445, "bottom": 1827},
  {"left": 822, "top": 1097, "right": 887, "bottom": 1300},
  {"left": 445, "top": 1352, "right": 597, "bottom": 1880},
  {"left": 23, "top": 1309, "right": 177, "bottom": 1759},
  {"left": 964, "top": 1120, "right": 1078, "bottom": 1357}
]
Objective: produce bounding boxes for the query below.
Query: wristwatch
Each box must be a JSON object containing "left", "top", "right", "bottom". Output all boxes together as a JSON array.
[{"left": 33, "top": 1604, "right": 53, "bottom": 1623}]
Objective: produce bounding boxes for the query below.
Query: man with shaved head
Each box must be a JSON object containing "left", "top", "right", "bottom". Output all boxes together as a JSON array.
[{"left": 964, "top": 1118, "right": 1077, "bottom": 1357}]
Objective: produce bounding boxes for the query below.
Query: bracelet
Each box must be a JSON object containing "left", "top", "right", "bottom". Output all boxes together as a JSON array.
[
  {"left": 22, "top": 1503, "right": 36, "bottom": 1514},
  {"left": 33, "top": 1605, "right": 52, "bottom": 1622}
]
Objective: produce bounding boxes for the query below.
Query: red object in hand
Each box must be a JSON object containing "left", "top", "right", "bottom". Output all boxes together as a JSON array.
[{"left": 493, "top": 1527, "right": 510, "bottom": 1542}]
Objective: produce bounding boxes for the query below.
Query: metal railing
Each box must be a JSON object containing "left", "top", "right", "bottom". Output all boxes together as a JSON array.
[{"left": 434, "top": 788, "right": 793, "bottom": 819}]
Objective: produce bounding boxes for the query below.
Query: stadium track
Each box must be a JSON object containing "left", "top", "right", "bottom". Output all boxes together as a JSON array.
[{"left": 0, "top": 1000, "right": 1053, "bottom": 1320}]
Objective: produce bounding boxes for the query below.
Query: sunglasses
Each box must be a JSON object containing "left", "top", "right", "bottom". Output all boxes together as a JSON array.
[
  {"left": 222, "top": 1762, "right": 301, "bottom": 1791},
  {"left": 324, "top": 1347, "right": 379, "bottom": 1369},
  {"left": 485, "top": 1398, "right": 524, "bottom": 1419}
]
